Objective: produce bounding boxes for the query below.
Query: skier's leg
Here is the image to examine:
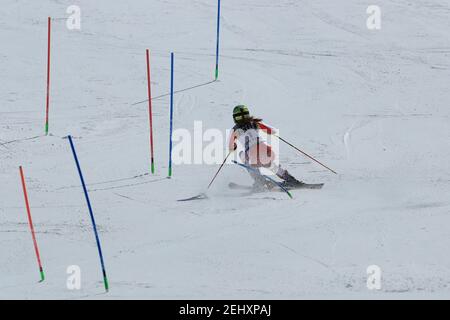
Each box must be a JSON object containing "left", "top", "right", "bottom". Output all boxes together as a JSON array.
[
  {"left": 268, "top": 162, "right": 303, "bottom": 185},
  {"left": 249, "top": 168, "right": 269, "bottom": 189},
  {"left": 241, "top": 145, "right": 261, "bottom": 183},
  {"left": 240, "top": 150, "right": 268, "bottom": 188}
]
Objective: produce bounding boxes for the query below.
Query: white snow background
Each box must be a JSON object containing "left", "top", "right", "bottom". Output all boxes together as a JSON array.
[{"left": 0, "top": 0, "right": 449, "bottom": 299}]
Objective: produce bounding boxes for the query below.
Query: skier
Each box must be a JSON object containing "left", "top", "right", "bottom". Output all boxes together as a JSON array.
[{"left": 228, "top": 105, "right": 304, "bottom": 189}]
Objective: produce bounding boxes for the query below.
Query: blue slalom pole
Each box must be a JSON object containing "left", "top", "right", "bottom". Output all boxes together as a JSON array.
[
  {"left": 68, "top": 135, "right": 109, "bottom": 292},
  {"left": 215, "top": 0, "right": 221, "bottom": 80},
  {"left": 168, "top": 52, "right": 174, "bottom": 178}
]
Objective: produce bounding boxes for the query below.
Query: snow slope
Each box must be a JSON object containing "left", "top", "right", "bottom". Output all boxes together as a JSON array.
[{"left": 1, "top": 0, "right": 449, "bottom": 299}]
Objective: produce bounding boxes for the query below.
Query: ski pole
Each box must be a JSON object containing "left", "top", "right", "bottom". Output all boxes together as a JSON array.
[
  {"left": 207, "top": 150, "right": 233, "bottom": 189},
  {"left": 275, "top": 135, "right": 338, "bottom": 175}
]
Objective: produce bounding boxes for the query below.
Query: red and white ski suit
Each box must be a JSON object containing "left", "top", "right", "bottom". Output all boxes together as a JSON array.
[{"left": 228, "top": 121, "right": 287, "bottom": 177}]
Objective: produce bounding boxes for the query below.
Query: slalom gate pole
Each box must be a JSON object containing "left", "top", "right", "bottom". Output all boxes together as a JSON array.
[
  {"left": 45, "top": 17, "right": 51, "bottom": 135},
  {"left": 275, "top": 135, "right": 338, "bottom": 175},
  {"left": 207, "top": 150, "right": 232, "bottom": 189},
  {"left": 19, "top": 166, "right": 45, "bottom": 282},
  {"left": 68, "top": 135, "right": 109, "bottom": 292},
  {"left": 168, "top": 52, "right": 174, "bottom": 178},
  {"left": 146, "top": 49, "right": 155, "bottom": 174},
  {"left": 214, "top": 0, "right": 221, "bottom": 80}
]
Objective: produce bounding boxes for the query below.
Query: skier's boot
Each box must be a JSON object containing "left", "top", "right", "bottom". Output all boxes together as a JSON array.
[{"left": 278, "top": 170, "right": 305, "bottom": 188}]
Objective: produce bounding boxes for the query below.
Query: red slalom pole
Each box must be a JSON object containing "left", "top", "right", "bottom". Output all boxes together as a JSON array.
[
  {"left": 146, "top": 49, "right": 155, "bottom": 174},
  {"left": 19, "top": 166, "right": 45, "bottom": 282},
  {"left": 45, "top": 17, "right": 51, "bottom": 135}
]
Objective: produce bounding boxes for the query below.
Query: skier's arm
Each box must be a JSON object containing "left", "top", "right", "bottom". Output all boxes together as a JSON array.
[
  {"left": 228, "top": 130, "right": 238, "bottom": 151},
  {"left": 258, "top": 122, "right": 277, "bottom": 135}
]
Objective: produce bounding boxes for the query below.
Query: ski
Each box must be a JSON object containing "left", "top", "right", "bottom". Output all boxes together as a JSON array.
[
  {"left": 280, "top": 181, "right": 324, "bottom": 190},
  {"left": 231, "top": 160, "right": 293, "bottom": 199},
  {"left": 229, "top": 181, "right": 324, "bottom": 191},
  {"left": 177, "top": 193, "right": 208, "bottom": 202}
]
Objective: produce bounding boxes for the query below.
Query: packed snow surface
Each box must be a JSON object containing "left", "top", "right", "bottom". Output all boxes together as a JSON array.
[{"left": 0, "top": 0, "right": 449, "bottom": 299}]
